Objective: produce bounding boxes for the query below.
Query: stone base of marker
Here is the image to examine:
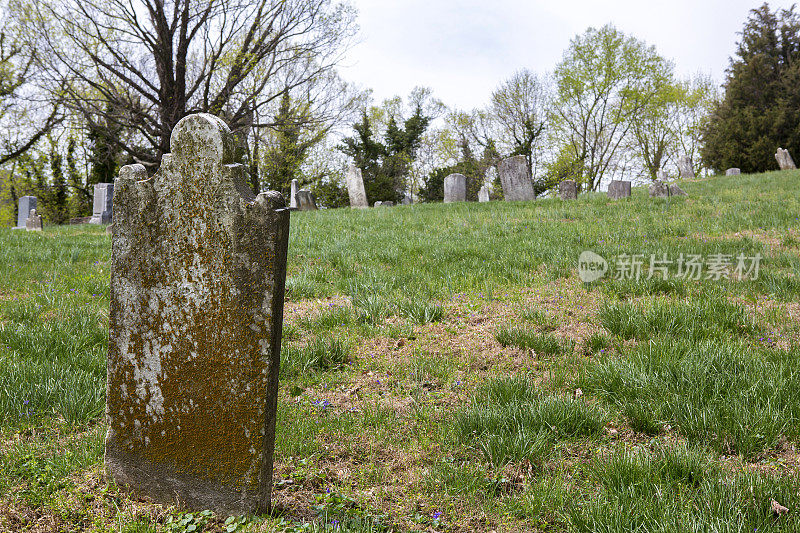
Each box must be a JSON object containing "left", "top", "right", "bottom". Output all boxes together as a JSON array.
[
  {"left": 295, "top": 190, "right": 318, "bottom": 211},
  {"left": 607, "top": 180, "right": 631, "bottom": 199},
  {"left": 775, "top": 148, "right": 796, "bottom": 170},
  {"left": 725, "top": 168, "right": 741, "bottom": 176},
  {"left": 669, "top": 184, "right": 688, "bottom": 196},
  {"left": 105, "top": 113, "right": 290, "bottom": 516},
  {"left": 498, "top": 155, "right": 536, "bottom": 201},
  {"left": 25, "top": 209, "right": 43, "bottom": 231},
  {"left": 443, "top": 173, "right": 467, "bottom": 203},
  {"left": 478, "top": 186, "right": 490, "bottom": 203},
  {"left": 559, "top": 180, "right": 577, "bottom": 200},
  {"left": 374, "top": 201, "right": 394, "bottom": 207},
  {"left": 649, "top": 181, "right": 670, "bottom": 198}
]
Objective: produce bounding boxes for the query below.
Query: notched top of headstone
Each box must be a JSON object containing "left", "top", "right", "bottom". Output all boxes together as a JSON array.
[{"left": 106, "top": 113, "right": 290, "bottom": 516}]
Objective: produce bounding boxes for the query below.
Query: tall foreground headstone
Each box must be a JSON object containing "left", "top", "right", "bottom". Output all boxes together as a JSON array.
[
  {"left": 498, "top": 155, "right": 536, "bottom": 201},
  {"left": 345, "top": 165, "right": 369, "bottom": 208},
  {"left": 678, "top": 156, "right": 695, "bottom": 179},
  {"left": 16, "top": 196, "right": 36, "bottom": 229},
  {"left": 289, "top": 179, "right": 299, "bottom": 209},
  {"left": 559, "top": 180, "right": 577, "bottom": 200},
  {"left": 607, "top": 180, "right": 631, "bottom": 199},
  {"left": 106, "top": 113, "right": 290, "bottom": 515},
  {"left": 90, "top": 183, "right": 114, "bottom": 224},
  {"left": 775, "top": 148, "right": 796, "bottom": 170},
  {"left": 443, "top": 173, "right": 467, "bottom": 203}
]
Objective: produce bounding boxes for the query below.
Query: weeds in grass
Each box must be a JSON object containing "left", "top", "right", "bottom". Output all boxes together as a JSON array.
[
  {"left": 600, "top": 295, "right": 760, "bottom": 342},
  {"left": 582, "top": 338, "right": 800, "bottom": 457},
  {"left": 397, "top": 300, "right": 444, "bottom": 324},
  {"left": 280, "top": 338, "right": 349, "bottom": 378},
  {"left": 454, "top": 376, "right": 607, "bottom": 467},
  {"left": 495, "top": 327, "right": 574, "bottom": 356},
  {"left": 518, "top": 309, "right": 558, "bottom": 331},
  {"left": 584, "top": 332, "right": 611, "bottom": 355},
  {"left": 300, "top": 306, "right": 356, "bottom": 330}
]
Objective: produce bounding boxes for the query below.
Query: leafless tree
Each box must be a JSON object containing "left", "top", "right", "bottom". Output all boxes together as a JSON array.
[{"left": 14, "top": 0, "right": 357, "bottom": 167}]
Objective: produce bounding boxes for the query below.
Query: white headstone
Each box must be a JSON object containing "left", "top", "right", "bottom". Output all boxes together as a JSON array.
[{"left": 345, "top": 165, "right": 369, "bottom": 208}]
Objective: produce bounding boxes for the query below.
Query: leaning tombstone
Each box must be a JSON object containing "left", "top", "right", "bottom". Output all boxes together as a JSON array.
[
  {"left": 669, "top": 184, "right": 688, "bottom": 196},
  {"left": 649, "top": 181, "right": 670, "bottom": 198},
  {"left": 725, "top": 168, "right": 741, "bottom": 176},
  {"left": 498, "top": 155, "right": 535, "bottom": 201},
  {"left": 25, "top": 209, "right": 43, "bottom": 231},
  {"left": 775, "top": 148, "right": 797, "bottom": 170},
  {"left": 443, "top": 173, "right": 467, "bottom": 203},
  {"left": 607, "top": 180, "right": 631, "bottom": 199},
  {"left": 105, "top": 113, "right": 290, "bottom": 515},
  {"left": 289, "top": 179, "right": 299, "bottom": 209},
  {"left": 478, "top": 186, "right": 490, "bottom": 203},
  {"left": 295, "top": 189, "right": 318, "bottom": 211},
  {"left": 16, "top": 196, "right": 37, "bottom": 229},
  {"left": 678, "top": 156, "right": 695, "bottom": 179},
  {"left": 345, "top": 165, "right": 369, "bottom": 208},
  {"left": 90, "top": 183, "right": 115, "bottom": 224},
  {"left": 559, "top": 180, "right": 577, "bottom": 200}
]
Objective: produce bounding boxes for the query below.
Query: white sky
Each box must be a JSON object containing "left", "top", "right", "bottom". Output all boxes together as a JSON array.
[{"left": 340, "top": 0, "right": 796, "bottom": 110}]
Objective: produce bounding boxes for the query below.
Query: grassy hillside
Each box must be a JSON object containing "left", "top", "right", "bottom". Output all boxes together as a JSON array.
[{"left": 1, "top": 170, "right": 800, "bottom": 532}]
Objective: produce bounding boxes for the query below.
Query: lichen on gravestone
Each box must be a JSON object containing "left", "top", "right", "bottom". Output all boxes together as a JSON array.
[{"left": 105, "top": 113, "right": 290, "bottom": 515}]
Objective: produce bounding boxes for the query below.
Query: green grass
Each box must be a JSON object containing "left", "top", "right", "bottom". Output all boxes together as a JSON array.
[{"left": 2, "top": 170, "right": 800, "bottom": 531}]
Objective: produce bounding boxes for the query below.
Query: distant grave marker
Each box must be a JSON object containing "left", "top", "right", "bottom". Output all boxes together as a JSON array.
[
  {"left": 559, "top": 180, "right": 577, "bottom": 200},
  {"left": 16, "top": 196, "right": 37, "bottom": 229},
  {"left": 678, "top": 156, "right": 695, "bottom": 179},
  {"left": 443, "top": 173, "right": 467, "bottom": 203},
  {"left": 726, "top": 168, "right": 741, "bottom": 176},
  {"left": 478, "top": 186, "right": 490, "bottom": 203},
  {"left": 90, "top": 183, "right": 114, "bottom": 224},
  {"left": 289, "top": 179, "right": 299, "bottom": 209},
  {"left": 607, "top": 180, "right": 631, "bottom": 199},
  {"left": 498, "top": 155, "right": 535, "bottom": 201},
  {"left": 775, "top": 148, "right": 796, "bottom": 170},
  {"left": 345, "top": 165, "right": 369, "bottom": 208},
  {"left": 295, "top": 189, "right": 318, "bottom": 211},
  {"left": 105, "top": 113, "right": 290, "bottom": 515},
  {"left": 649, "top": 181, "right": 670, "bottom": 198},
  {"left": 25, "top": 209, "right": 43, "bottom": 231}
]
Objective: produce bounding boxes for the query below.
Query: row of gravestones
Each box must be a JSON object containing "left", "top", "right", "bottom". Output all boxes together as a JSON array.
[
  {"left": 12, "top": 183, "right": 116, "bottom": 231},
  {"left": 99, "top": 114, "right": 800, "bottom": 518}
]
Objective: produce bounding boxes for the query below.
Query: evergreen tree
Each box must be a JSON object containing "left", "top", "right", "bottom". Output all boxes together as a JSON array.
[
  {"left": 702, "top": 3, "right": 800, "bottom": 172},
  {"left": 47, "top": 141, "right": 69, "bottom": 224},
  {"left": 88, "top": 103, "right": 123, "bottom": 185},
  {"left": 67, "top": 136, "right": 92, "bottom": 218}
]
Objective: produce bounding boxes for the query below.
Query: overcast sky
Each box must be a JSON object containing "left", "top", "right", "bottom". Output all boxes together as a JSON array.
[{"left": 340, "top": 0, "right": 796, "bottom": 111}]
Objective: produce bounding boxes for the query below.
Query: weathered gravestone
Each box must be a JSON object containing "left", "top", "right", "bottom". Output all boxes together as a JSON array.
[
  {"left": 678, "top": 156, "right": 695, "bottom": 179},
  {"left": 775, "top": 148, "right": 796, "bottom": 170},
  {"left": 726, "top": 168, "right": 741, "bottom": 176},
  {"left": 105, "top": 113, "right": 290, "bottom": 515},
  {"left": 16, "top": 196, "right": 37, "bottom": 229},
  {"left": 90, "top": 183, "right": 115, "bottom": 224},
  {"left": 649, "top": 181, "right": 670, "bottom": 198},
  {"left": 289, "top": 179, "right": 299, "bottom": 209},
  {"left": 295, "top": 190, "right": 318, "bottom": 211},
  {"left": 498, "top": 155, "right": 535, "bottom": 201},
  {"left": 345, "top": 165, "right": 369, "bottom": 208},
  {"left": 25, "top": 209, "right": 43, "bottom": 231},
  {"left": 559, "top": 180, "right": 577, "bottom": 200},
  {"left": 478, "top": 186, "right": 490, "bottom": 203},
  {"left": 607, "top": 180, "right": 631, "bottom": 199},
  {"left": 669, "top": 184, "right": 688, "bottom": 196},
  {"left": 443, "top": 173, "right": 467, "bottom": 203},
  {"left": 374, "top": 201, "right": 394, "bottom": 207},
  {"left": 401, "top": 193, "right": 413, "bottom": 205}
]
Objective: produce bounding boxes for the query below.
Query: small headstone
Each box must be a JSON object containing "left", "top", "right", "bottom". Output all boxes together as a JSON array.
[
  {"left": 649, "top": 181, "right": 670, "bottom": 198},
  {"left": 345, "top": 165, "right": 369, "bottom": 208},
  {"left": 678, "top": 156, "right": 695, "bottom": 179},
  {"left": 607, "top": 180, "right": 631, "bottom": 200},
  {"left": 289, "top": 179, "right": 299, "bottom": 209},
  {"left": 401, "top": 193, "right": 413, "bottom": 205},
  {"left": 374, "top": 201, "right": 394, "bottom": 207},
  {"left": 295, "top": 189, "right": 318, "bottom": 211},
  {"left": 90, "top": 183, "right": 115, "bottom": 224},
  {"left": 725, "top": 168, "right": 741, "bottom": 176},
  {"left": 443, "top": 173, "right": 467, "bottom": 203},
  {"left": 16, "top": 196, "right": 37, "bottom": 229},
  {"left": 775, "top": 148, "right": 797, "bottom": 170},
  {"left": 25, "top": 209, "right": 43, "bottom": 231},
  {"left": 498, "top": 155, "right": 535, "bottom": 202},
  {"left": 559, "top": 180, "right": 577, "bottom": 200},
  {"left": 478, "top": 186, "right": 490, "bottom": 203},
  {"left": 105, "top": 113, "right": 290, "bottom": 515},
  {"left": 669, "top": 184, "right": 688, "bottom": 196}
]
